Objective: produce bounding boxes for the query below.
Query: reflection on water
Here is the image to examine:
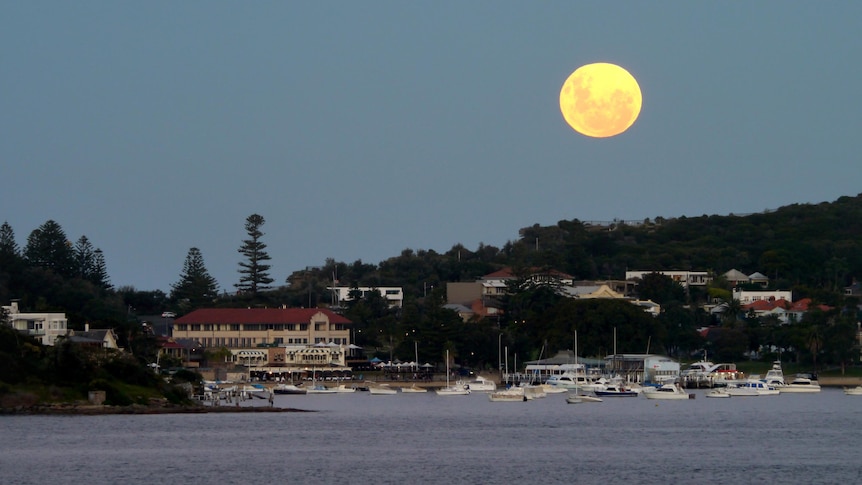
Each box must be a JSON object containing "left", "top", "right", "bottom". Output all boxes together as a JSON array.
[{"left": 2, "top": 389, "right": 861, "bottom": 484}]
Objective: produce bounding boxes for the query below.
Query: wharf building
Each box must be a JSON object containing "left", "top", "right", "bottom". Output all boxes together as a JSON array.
[{"left": 172, "top": 308, "right": 356, "bottom": 379}]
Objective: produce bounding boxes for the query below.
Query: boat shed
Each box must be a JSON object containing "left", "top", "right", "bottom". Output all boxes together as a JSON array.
[{"left": 605, "top": 354, "right": 679, "bottom": 384}]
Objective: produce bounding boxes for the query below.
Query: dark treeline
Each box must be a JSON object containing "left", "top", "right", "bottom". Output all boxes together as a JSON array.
[{"left": 3, "top": 194, "right": 862, "bottom": 371}]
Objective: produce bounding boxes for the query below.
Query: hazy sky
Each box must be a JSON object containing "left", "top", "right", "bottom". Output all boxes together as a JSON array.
[{"left": 3, "top": 2, "right": 861, "bottom": 293}]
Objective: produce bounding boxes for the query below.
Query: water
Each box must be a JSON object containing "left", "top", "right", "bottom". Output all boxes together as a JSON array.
[{"left": 2, "top": 388, "right": 861, "bottom": 484}]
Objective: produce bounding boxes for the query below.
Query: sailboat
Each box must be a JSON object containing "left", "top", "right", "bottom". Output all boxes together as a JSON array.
[
  {"left": 567, "top": 331, "right": 602, "bottom": 403},
  {"left": 305, "top": 367, "right": 337, "bottom": 394},
  {"left": 436, "top": 350, "right": 470, "bottom": 396}
]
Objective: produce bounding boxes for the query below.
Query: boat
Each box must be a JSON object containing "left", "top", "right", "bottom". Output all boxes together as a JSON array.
[
  {"left": 436, "top": 350, "right": 470, "bottom": 396},
  {"left": 489, "top": 387, "right": 527, "bottom": 402},
  {"left": 762, "top": 361, "right": 786, "bottom": 387},
  {"left": 843, "top": 386, "right": 862, "bottom": 396},
  {"left": 730, "top": 380, "right": 780, "bottom": 396},
  {"left": 779, "top": 374, "right": 821, "bottom": 393},
  {"left": 332, "top": 384, "right": 356, "bottom": 393},
  {"left": 705, "top": 389, "right": 731, "bottom": 398},
  {"left": 724, "top": 383, "right": 760, "bottom": 397},
  {"left": 459, "top": 375, "right": 497, "bottom": 392},
  {"left": 368, "top": 383, "right": 398, "bottom": 395},
  {"left": 540, "top": 384, "right": 569, "bottom": 394},
  {"left": 303, "top": 368, "right": 338, "bottom": 394},
  {"left": 642, "top": 383, "right": 693, "bottom": 400},
  {"left": 306, "top": 385, "right": 338, "bottom": 394},
  {"left": 568, "top": 392, "right": 602, "bottom": 403},
  {"left": 594, "top": 384, "right": 639, "bottom": 397},
  {"left": 564, "top": 332, "right": 602, "bottom": 404},
  {"left": 272, "top": 383, "right": 306, "bottom": 395},
  {"left": 521, "top": 384, "right": 546, "bottom": 400},
  {"left": 400, "top": 384, "right": 428, "bottom": 393}
]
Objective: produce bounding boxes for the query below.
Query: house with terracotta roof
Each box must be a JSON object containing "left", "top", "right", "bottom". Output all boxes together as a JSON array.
[{"left": 741, "top": 297, "right": 832, "bottom": 324}]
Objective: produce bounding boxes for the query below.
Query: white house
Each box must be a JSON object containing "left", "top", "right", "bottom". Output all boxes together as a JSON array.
[
  {"left": 2, "top": 301, "right": 68, "bottom": 346},
  {"left": 625, "top": 270, "right": 712, "bottom": 288},
  {"left": 328, "top": 286, "right": 404, "bottom": 308},
  {"left": 732, "top": 288, "right": 792, "bottom": 304}
]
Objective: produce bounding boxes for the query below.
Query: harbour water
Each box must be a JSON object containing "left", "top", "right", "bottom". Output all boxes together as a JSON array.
[{"left": 2, "top": 388, "right": 861, "bottom": 484}]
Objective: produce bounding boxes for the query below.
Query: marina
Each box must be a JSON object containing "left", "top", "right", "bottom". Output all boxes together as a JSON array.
[{"left": 3, "top": 387, "right": 861, "bottom": 484}]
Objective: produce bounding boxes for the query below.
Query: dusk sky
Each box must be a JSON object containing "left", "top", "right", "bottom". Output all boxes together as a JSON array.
[{"left": 3, "top": 3, "right": 861, "bottom": 293}]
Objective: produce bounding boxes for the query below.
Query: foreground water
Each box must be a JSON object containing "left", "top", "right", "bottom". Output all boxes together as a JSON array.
[{"left": 2, "top": 388, "right": 861, "bottom": 484}]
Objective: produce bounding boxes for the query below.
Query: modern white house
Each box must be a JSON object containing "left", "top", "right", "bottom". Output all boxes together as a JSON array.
[
  {"left": 625, "top": 270, "right": 712, "bottom": 288},
  {"left": 732, "top": 288, "right": 792, "bottom": 304},
  {"left": 327, "top": 286, "right": 404, "bottom": 308},
  {"left": 2, "top": 301, "right": 68, "bottom": 346}
]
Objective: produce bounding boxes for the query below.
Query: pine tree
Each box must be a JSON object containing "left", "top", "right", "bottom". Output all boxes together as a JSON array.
[
  {"left": 91, "top": 248, "right": 112, "bottom": 289},
  {"left": 236, "top": 214, "right": 274, "bottom": 294},
  {"left": 74, "top": 235, "right": 95, "bottom": 280},
  {"left": 23, "top": 220, "right": 75, "bottom": 277},
  {"left": 171, "top": 247, "right": 219, "bottom": 309},
  {"left": 0, "top": 221, "right": 21, "bottom": 270}
]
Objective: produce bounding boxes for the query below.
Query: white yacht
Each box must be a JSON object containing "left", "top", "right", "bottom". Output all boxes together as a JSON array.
[
  {"left": 843, "top": 386, "right": 862, "bottom": 396},
  {"left": 458, "top": 375, "right": 497, "bottom": 392},
  {"left": 642, "top": 383, "right": 693, "bottom": 400},
  {"left": 368, "top": 384, "right": 398, "bottom": 395},
  {"left": 489, "top": 387, "right": 527, "bottom": 402},
  {"left": 779, "top": 374, "right": 821, "bottom": 393},
  {"left": 762, "top": 361, "right": 786, "bottom": 387},
  {"left": 729, "top": 380, "right": 780, "bottom": 396}
]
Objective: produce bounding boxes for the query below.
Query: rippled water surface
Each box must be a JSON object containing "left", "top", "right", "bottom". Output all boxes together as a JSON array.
[{"left": 2, "top": 388, "right": 861, "bottom": 484}]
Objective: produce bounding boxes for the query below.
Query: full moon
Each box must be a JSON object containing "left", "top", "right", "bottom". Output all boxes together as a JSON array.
[{"left": 559, "top": 62, "right": 642, "bottom": 138}]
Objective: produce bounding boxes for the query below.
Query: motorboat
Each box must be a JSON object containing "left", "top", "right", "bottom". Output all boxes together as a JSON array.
[
  {"left": 642, "top": 383, "right": 693, "bottom": 400},
  {"left": 778, "top": 374, "right": 821, "bottom": 393},
  {"left": 705, "top": 389, "right": 731, "bottom": 398},
  {"left": 459, "top": 375, "right": 497, "bottom": 392},
  {"left": 729, "top": 380, "right": 780, "bottom": 396},
  {"left": 540, "top": 384, "right": 568, "bottom": 394},
  {"left": 594, "top": 384, "right": 639, "bottom": 397},
  {"left": 762, "top": 361, "right": 786, "bottom": 387},
  {"left": 399, "top": 384, "right": 428, "bottom": 393},
  {"left": 489, "top": 387, "right": 527, "bottom": 402},
  {"left": 332, "top": 384, "right": 356, "bottom": 393},
  {"left": 843, "top": 386, "right": 862, "bottom": 396},
  {"left": 305, "top": 385, "right": 338, "bottom": 394},
  {"left": 368, "top": 384, "right": 398, "bottom": 395},
  {"left": 724, "top": 383, "right": 760, "bottom": 397},
  {"left": 567, "top": 392, "right": 602, "bottom": 403},
  {"left": 272, "top": 384, "right": 306, "bottom": 395},
  {"left": 545, "top": 371, "right": 597, "bottom": 391},
  {"left": 521, "top": 384, "right": 546, "bottom": 400}
]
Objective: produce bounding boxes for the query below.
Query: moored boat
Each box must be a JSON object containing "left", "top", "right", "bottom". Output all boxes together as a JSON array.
[
  {"left": 642, "top": 383, "right": 693, "bottom": 400},
  {"left": 594, "top": 384, "right": 639, "bottom": 397},
  {"left": 705, "top": 389, "right": 731, "bottom": 398},
  {"left": 778, "top": 374, "right": 821, "bottom": 393},
  {"left": 400, "top": 384, "right": 428, "bottom": 393},
  {"left": 273, "top": 384, "right": 306, "bottom": 395},
  {"left": 489, "top": 387, "right": 527, "bottom": 402},
  {"left": 843, "top": 386, "right": 862, "bottom": 396},
  {"left": 459, "top": 375, "right": 497, "bottom": 392},
  {"left": 368, "top": 384, "right": 398, "bottom": 395}
]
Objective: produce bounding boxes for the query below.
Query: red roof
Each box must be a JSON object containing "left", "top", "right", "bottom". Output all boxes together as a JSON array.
[
  {"left": 175, "top": 308, "right": 352, "bottom": 325},
  {"left": 741, "top": 297, "right": 831, "bottom": 313}
]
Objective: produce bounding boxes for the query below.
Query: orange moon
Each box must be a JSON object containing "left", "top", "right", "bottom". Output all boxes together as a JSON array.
[{"left": 559, "top": 63, "right": 642, "bottom": 138}]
